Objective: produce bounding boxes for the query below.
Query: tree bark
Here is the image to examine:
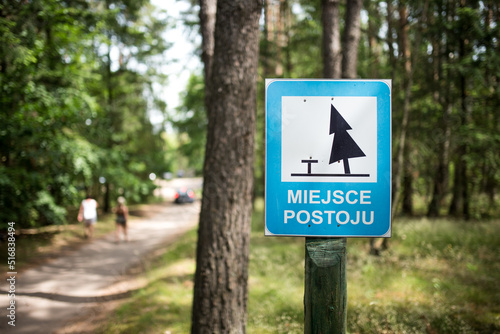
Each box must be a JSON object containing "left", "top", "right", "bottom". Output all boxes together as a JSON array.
[
  {"left": 263, "top": 0, "right": 290, "bottom": 77},
  {"left": 191, "top": 1, "right": 262, "bottom": 333},
  {"left": 448, "top": 0, "right": 471, "bottom": 220},
  {"left": 341, "top": 0, "right": 362, "bottom": 78},
  {"left": 322, "top": 0, "right": 341, "bottom": 78}
]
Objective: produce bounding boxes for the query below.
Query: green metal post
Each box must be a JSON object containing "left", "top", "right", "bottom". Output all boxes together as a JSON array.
[{"left": 304, "top": 237, "right": 347, "bottom": 334}]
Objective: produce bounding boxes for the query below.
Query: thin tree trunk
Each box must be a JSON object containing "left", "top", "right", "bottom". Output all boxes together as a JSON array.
[
  {"left": 263, "top": 0, "right": 273, "bottom": 77},
  {"left": 322, "top": 0, "right": 341, "bottom": 78},
  {"left": 274, "top": 0, "right": 287, "bottom": 76},
  {"left": 104, "top": 44, "right": 113, "bottom": 213},
  {"left": 199, "top": 0, "right": 216, "bottom": 125},
  {"left": 366, "top": 0, "right": 381, "bottom": 78},
  {"left": 370, "top": 0, "right": 394, "bottom": 254},
  {"left": 341, "top": 0, "right": 362, "bottom": 78},
  {"left": 449, "top": 0, "right": 471, "bottom": 219},
  {"left": 428, "top": 106, "right": 452, "bottom": 216},
  {"left": 427, "top": 30, "right": 452, "bottom": 217},
  {"left": 380, "top": 2, "right": 415, "bottom": 252},
  {"left": 391, "top": 4, "right": 412, "bottom": 220},
  {"left": 191, "top": 1, "right": 262, "bottom": 333},
  {"left": 199, "top": 0, "right": 216, "bottom": 83},
  {"left": 263, "top": 0, "right": 289, "bottom": 77},
  {"left": 401, "top": 143, "right": 413, "bottom": 215},
  {"left": 386, "top": 0, "right": 396, "bottom": 81},
  {"left": 449, "top": 72, "right": 470, "bottom": 219}
]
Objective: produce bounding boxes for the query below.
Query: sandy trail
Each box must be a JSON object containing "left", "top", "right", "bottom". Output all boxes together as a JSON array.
[{"left": 0, "top": 178, "right": 201, "bottom": 334}]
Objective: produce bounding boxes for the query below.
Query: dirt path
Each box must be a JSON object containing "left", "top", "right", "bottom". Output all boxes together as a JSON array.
[{"left": 0, "top": 178, "right": 202, "bottom": 334}]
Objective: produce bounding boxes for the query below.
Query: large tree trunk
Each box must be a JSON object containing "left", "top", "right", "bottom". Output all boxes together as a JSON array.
[
  {"left": 322, "top": 0, "right": 341, "bottom": 78},
  {"left": 341, "top": 0, "right": 362, "bottom": 78},
  {"left": 191, "top": 1, "right": 262, "bottom": 333}
]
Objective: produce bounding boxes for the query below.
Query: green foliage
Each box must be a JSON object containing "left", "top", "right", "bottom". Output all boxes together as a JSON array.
[
  {"left": 258, "top": 1, "right": 500, "bottom": 218},
  {"left": 3, "top": 0, "right": 500, "bottom": 225},
  {"left": 32, "top": 190, "right": 67, "bottom": 226},
  {"left": 0, "top": 0, "right": 172, "bottom": 228},
  {"left": 171, "top": 73, "right": 207, "bottom": 174},
  {"left": 171, "top": 1, "right": 500, "bottom": 219}
]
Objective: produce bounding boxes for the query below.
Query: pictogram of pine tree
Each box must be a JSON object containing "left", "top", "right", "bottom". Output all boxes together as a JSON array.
[{"left": 329, "top": 104, "right": 365, "bottom": 174}]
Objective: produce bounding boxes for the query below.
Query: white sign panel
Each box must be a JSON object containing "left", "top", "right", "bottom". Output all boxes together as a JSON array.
[{"left": 282, "top": 96, "right": 377, "bottom": 183}]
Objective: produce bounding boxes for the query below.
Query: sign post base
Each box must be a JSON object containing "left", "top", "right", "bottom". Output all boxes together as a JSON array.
[{"left": 304, "top": 237, "right": 347, "bottom": 334}]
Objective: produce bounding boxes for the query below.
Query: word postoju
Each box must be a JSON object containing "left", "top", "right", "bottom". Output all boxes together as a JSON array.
[{"left": 284, "top": 190, "right": 374, "bottom": 225}]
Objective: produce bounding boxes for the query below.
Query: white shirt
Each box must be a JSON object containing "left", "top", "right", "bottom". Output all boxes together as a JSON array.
[{"left": 82, "top": 199, "right": 97, "bottom": 220}]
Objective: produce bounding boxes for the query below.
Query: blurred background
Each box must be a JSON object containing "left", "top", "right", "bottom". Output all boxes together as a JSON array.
[
  {"left": 2, "top": 0, "right": 499, "bottom": 230},
  {"left": 1, "top": 1, "right": 499, "bottom": 333}
]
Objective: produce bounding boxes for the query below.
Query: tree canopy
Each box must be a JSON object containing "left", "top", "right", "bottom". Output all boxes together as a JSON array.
[
  {"left": 0, "top": 0, "right": 172, "bottom": 228},
  {"left": 2, "top": 0, "right": 500, "bottom": 229},
  {"left": 176, "top": 0, "right": 500, "bottom": 220}
]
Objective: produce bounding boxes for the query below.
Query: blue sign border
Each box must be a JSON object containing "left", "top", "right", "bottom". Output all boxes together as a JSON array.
[{"left": 265, "top": 79, "right": 392, "bottom": 237}]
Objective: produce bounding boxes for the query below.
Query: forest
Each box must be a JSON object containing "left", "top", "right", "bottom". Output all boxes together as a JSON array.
[
  {"left": 178, "top": 0, "right": 500, "bottom": 223},
  {"left": 1, "top": 0, "right": 499, "bottom": 228},
  {"left": 1, "top": 1, "right": 499, "bottom": 333},
  {"left": 0, "top": 0, "right": 173, "bottom": 229},
  {"left": 257, "top": 0, "right": 500, "bottom": 222}
]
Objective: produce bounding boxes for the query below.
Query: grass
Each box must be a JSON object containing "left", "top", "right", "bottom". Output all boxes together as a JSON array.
[
  {"left": 346, "top": 218, "right": 500, "bottom": 333},
  {"left": 94, "top": 198, "right": 500, "bottom": 334},
  {"left": 4, "top": 198, "right": 498, "bottom": 333},
  {"left": 96, "top": 228, "right": 198, "bottom": 334}
]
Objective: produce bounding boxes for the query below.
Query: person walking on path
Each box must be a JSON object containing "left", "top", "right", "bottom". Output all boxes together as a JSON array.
[
  {"left": 114, "top": 196, "right": 129, "bottom": 242},
  {"left": 77, "top": 194, "right": 98, "bottom": 238}
]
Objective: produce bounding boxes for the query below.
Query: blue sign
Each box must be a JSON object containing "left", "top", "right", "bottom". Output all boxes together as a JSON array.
[{"left": 265, "top": 79, "right": 391, "bottom": 237}]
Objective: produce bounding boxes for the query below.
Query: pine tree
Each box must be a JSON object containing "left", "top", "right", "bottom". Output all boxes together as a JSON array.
[{"left": 329, "top": 104, "right": 365, "bottom": 174}]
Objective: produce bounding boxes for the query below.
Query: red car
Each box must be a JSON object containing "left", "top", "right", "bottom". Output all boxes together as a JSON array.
[{"left": 174, "top": 187, "right": 195, "bottom": 204}]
